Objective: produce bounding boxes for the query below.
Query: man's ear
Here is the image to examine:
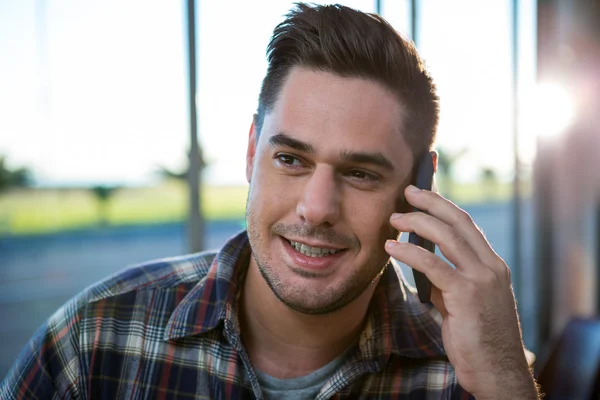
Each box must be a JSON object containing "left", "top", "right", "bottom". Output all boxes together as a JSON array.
[
  {"left": 431, "top": 150, "right": 438, "bottom": 174},
  {"left": 246, "top": 115, "right": 258, "bottom": 183}
]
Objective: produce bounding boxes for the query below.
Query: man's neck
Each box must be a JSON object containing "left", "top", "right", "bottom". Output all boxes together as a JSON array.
[{"left": 239, "top": 257, "right": 378, "bottom": 380}]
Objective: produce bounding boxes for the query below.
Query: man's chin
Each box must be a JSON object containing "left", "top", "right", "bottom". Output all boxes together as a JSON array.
[
  {"left": 257, "top": 264, "right": 335, "bottom": 313},
  {"left": 262, "top": 272, "right": 372, "bottom": 316},
  {"left": 277, "top": 294, "right": 348, "bottom": 316}
]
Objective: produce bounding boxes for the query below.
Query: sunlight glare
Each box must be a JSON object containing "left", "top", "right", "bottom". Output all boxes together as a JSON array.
[{"left": 532, "top": 83, "right": 575, "bottom": 139}]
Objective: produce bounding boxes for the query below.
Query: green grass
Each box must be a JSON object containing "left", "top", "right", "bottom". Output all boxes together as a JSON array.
[
  {"left": 0, "top": 181, "right": 248, "bottom": 235},
  {"left": 0, "top": 179, "right": 530, "bottom": 236},
  {"left": 436, "top": 177, "right": 531, "bottom": 206}
]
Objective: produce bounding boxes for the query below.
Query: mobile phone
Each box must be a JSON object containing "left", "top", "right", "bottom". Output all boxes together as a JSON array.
[{"left": 408, "top": 151, "right": 436, "bottom": 303}]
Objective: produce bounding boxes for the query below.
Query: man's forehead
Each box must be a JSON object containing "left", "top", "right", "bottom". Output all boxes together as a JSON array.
[
  {"left": 258, "top": 67, "right": 413, "bottom": 171},
  {"left": 276, "top": 67, "right": 403, "bottom": 118}
]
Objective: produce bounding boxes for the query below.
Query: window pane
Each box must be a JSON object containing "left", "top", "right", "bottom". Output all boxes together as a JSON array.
[{"left": 0, "top": 0, "right": 192, "bottom": 376}]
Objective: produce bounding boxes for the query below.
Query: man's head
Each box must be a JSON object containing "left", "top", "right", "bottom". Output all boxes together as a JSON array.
[{"left": 245, "top": 3, "right": 439, "bottom": 315}]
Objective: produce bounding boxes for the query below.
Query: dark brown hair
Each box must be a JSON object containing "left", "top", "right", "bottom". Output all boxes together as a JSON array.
[{"left": 256, "top": 3, "right": 439, "bottom": 159}]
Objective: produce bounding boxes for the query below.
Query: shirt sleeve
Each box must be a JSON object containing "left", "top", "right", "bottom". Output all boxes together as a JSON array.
[{"left": 0, "top": 298, "right": 83, "bottom": 400}]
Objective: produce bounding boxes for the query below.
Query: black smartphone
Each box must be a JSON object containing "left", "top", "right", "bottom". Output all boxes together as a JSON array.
[{"left": 408, "top": 151, "right": 436, "bottom": 303}]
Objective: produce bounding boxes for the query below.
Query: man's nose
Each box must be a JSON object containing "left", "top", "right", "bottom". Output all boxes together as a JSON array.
[{"left": 296, "top": 167, "right": 341, "bottom": 227}]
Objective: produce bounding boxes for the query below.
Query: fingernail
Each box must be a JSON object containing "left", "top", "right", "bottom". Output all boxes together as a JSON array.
[
  {"left": 385, "top": 240, "right": 399, "bottom": 250},
  {"left": 407, "top": 184, "right": 420, "bottom": 193},
  {"left": 390, "top": 213, "right": 404, "bottom": 220}
]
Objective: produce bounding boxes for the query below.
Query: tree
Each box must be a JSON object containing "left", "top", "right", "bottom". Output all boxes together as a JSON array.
[
  {"left": 90, "top": 185, "right": 118, "bottom": 227},
  {"left": 0, "top": 156, "right": 32, "bottom": 192},
  {"left": 480, "top": 167, "right": 499, "bottom": 202},
  {"left": 157, "top": 147, "right": 208, "bottom": 251},
  {"left": 156, "top": 166, "right": 187, "bottom": 181},
  {"left": 435, "top": 147, "right": 468, "bottom": 198},
  {"left": 156, "top": 147, "right": 207, "bottom": 182}
]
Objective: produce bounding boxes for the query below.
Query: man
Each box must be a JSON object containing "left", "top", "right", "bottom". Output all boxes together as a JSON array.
[{"left": 1, "top": 4, "right": 539, "bottom": 399}]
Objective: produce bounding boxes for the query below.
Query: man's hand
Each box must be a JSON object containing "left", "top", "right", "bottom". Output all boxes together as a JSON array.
[{"left": 385, "top": 185, "right": 539, "bottom": 400}]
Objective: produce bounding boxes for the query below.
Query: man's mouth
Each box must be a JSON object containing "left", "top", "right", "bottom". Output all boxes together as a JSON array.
[{"left": 287, "top": 239, "right": 344, "bottom": 257}]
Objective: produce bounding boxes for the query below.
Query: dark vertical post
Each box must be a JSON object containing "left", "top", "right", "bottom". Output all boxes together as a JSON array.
[
  {"left": 411, "top": 0, "right": 418, "bottom": 45},
  {"left": 187, "top": 0, "right": 204, "bottom": 252},
  {"left": 534, "top": 0, "right": 556, "bottom": 350},
  {"left": 511, "top": 0, "right": 523, "bottom": 304}
]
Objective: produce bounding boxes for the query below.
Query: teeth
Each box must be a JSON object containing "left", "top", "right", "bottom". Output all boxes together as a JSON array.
[{"left": 289, "top": 240, "right": 341, "bottom": 257}]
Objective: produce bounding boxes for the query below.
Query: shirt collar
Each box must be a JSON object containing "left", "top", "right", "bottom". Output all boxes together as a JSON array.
[
  {"left": 165, "top": 231, "right": 446, "bottom": 361},
  {"left": 358, "top": 260, "right": 446, "bottom": 360},
  {"left": 164, "top": 231, "right": 250, "bottom": 341}
]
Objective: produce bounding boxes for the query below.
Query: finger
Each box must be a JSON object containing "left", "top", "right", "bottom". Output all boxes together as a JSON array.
[
  {"left": 390, "top": 212, "right": 480, "bottom": 271},
  {"left": 385, "top": 240, "right": 460, "bottom": 292},
  {"left": 404, "top": 185, "right": 502, "bottom": 268}
]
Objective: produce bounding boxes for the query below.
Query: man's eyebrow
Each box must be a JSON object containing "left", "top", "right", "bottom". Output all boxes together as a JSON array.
[
  {"left": 340, "top": 150, "right": 395, "bottom": 171},
  {"left": 268, "top": 132, "right": 315, "bottom": 153},
  {"left": 268, "top": 133, "right": 395, "bottom": 171}
]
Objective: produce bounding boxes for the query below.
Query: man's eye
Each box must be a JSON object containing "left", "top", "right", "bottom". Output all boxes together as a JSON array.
[
  {"left": 347, "top": 170, "right": 377, "bottom": 181},
  {"left": 276, "top": 154, "right": 302, "bottom": 166}
]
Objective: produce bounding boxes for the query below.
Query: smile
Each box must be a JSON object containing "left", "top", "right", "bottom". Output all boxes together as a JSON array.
[{"left": 288, "top": 240, "right": 342, "bottom": 257}]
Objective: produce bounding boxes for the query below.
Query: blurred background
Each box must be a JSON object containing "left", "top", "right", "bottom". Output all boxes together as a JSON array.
[{"left": 1, "top": 0, "right": 599, "bottom": 395}]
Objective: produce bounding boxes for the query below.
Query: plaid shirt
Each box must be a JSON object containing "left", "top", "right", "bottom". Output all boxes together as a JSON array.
[{"left": 1, "top": 230, "right": 474, "bottom": 399}]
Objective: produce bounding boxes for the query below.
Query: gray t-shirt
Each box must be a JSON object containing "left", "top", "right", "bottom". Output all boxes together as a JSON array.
[{"left": 254, "top": 347, "right": 352, "bottom": 400}]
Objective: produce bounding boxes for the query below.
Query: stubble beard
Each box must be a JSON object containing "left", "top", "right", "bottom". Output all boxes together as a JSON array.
[{"left": 245, "top": 201, "right": 392, "bottom": 316}]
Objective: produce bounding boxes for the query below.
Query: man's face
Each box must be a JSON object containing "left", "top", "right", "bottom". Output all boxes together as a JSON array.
[{"left": 245, "top": 67, "right": 414, "bottom": 315}]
